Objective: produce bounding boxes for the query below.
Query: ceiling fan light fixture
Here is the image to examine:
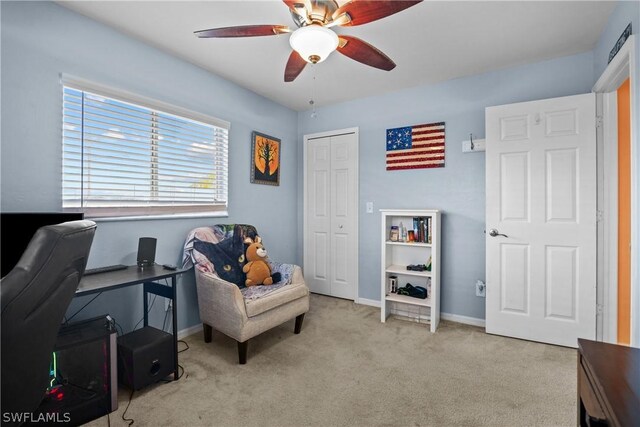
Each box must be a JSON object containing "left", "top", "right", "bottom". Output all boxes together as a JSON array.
[{"left": 289, "top": 24, "right": 339, "bottom": 64}]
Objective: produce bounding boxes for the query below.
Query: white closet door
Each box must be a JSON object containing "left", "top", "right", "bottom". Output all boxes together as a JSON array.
[
  {"left": 329, "top": 133, "right": 357, "bottom": 299},
  {"left": 304, "top": 131, "right": 358, "bottom": 300},
  {"left": 305, "top": 137, "right": 331, "bottom": 295}
]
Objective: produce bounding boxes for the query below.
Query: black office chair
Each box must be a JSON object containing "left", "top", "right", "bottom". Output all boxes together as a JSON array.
[{"left": 1, "top": 220, "right": 96, "bottom": 420}]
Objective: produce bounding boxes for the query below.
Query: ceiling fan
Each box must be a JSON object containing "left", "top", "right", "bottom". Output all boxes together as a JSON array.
[{"left": 195, "top": 0, "right": 423, "bottom": 82}]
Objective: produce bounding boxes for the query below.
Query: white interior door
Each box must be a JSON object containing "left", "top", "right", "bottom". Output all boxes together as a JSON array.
[
  {"left": 304, "top": 130, "right": 358, "bottom": 300},
  {"left": 485, "top": 93, "right": 597, "bottom": 348}
]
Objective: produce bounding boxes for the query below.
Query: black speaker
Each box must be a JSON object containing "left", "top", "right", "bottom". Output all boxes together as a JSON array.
[
  {"left": 117, "top": 326, "right": 174, "bottom": 390},
  {"left": 137, "top": 237, "right": 157, "bottom": 267}
]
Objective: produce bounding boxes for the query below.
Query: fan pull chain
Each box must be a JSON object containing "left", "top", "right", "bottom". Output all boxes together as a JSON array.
[{"left": 310, "top": 65, "right": 318, "bottom": 119}]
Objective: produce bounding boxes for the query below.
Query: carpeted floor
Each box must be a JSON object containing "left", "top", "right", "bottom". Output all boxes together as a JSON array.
[{"left": 89, "top": 294, "right": 577, "bottom": 426}]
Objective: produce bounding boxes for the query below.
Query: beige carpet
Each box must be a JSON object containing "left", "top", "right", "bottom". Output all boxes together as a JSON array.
[{"left": 89, "top": 294, "right": 576, "bottom": 426}]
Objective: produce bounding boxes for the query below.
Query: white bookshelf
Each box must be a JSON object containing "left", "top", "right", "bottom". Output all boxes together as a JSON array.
[{"left": 380, "top": 209, "right": 441, "bottom": 332}]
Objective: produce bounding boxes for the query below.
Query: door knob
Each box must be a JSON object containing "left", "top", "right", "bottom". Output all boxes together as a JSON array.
[
  {"left": 488, "top": 229, "right": 508, "bottom": 238},
  {"left": 338, "top": 225, "right": 344, "bottom": 229}
]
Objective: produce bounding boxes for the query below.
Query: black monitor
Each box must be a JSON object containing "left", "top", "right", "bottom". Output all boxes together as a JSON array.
[{"left": 0, "top": 212, "right": 84, "bottom": 277}]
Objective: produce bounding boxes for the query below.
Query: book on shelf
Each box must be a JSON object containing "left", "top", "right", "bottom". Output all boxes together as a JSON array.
[
  {"left": 423, "top": 219, "right": 428, "bottom": 243},
  {"left": 411, "top": 216, "right": 431, "bottom": 244}
]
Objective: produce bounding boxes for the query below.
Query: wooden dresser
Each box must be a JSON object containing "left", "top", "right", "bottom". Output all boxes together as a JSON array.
[{"left": 578, "top": 339, "right": 640, "bottom": 426}]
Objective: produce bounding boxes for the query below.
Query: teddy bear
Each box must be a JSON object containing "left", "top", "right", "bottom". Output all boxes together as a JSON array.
[{"left": 242, "top": 236, "right": 274, "bottom": 286}]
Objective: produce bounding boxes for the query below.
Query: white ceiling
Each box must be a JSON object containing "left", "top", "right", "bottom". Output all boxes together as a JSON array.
[{"left": 57, "top": 1, "right": 615, "bottom": 111}]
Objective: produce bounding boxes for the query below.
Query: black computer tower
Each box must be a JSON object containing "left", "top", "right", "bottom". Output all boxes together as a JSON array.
[
  {"left": 117, "top": 326, "right": 174, "bottom": 390},
  {"left": 35, "top": 315, "right": 118, "bottom": 426}
]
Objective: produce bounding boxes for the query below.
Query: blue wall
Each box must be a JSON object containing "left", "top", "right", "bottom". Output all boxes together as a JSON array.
[
  {"left": 593, "top": 1, "right": 639, "bottom": 79},
  {"left": 297, "top": 52, "right": 596, "bottom": 320},
  {"left": 2, "top": 1, "right": 631, "bottom": 327},
  {"left": 0, "top": 1, "right": 299, "bottom": 332}
]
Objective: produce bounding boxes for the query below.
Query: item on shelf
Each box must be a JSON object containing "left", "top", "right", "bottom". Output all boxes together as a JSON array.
[
  {"left": 422, "top": 218, "right": 428, "bottom": 243},
  {"left": 411, "top": 216, "right": 432, "bottom": 243},
  {"left": 426, "top": 278, "right": 432, "bottom": 297},
  {"left": 426, "top": 256, "right": 432, "bottom": 272},
  {"left": 406, "top": 264, "right": 428, "bottom": 271},
  {"left": 400, "top": 222, "right": 409, "bottom": 242},
  {"left": 396, "top": 284, "right": 428, "bottom": 299},
  {"left": 388, "top": 276, "right": 398, "bottom": 294},
  {"left": 407, "top": 230, "right": 415, "bottom": 242},
  {"left": 409, "top": 284, "right": 428, "bottom": 299},
  {"left": 389, "top": 226, "right": 399, "bottom": 242},
  {"left": 397, "top": 286, "right": 410, "bottom": 296}
]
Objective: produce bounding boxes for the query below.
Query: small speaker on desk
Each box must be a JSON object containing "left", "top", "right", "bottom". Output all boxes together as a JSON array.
[
  {"left": 117, "top": 326, "right": 174, "bottom": 390},
  {"left": 137, "top": 237, "right": 157, "bottom": 267}
]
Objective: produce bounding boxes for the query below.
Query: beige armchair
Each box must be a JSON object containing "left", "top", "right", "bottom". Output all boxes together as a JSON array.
[{"left": 183, "top": 225, "right": 309, "bottom": 364}]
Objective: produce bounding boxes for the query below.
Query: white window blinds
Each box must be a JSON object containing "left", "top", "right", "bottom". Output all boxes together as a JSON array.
[{"left": 62, "top": 85, "right": 228, "bottom": 217}]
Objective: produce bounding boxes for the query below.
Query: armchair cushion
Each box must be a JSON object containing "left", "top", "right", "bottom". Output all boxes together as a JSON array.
[
  {"left": 243, "top": 272, "right": 308, "bottom": 317},
  {"left": 241, "top": 262, "right": 294, "bottom": 300}
]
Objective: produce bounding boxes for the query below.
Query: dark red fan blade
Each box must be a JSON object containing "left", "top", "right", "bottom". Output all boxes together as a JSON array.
[
  {"left": 333, "top": 0, "right": 422, "bottom": 26},
  {"left": 337, "top": 36, "right": 395, "bottom": 71},
  {"left": 284, "top": 50, "right": 307, "bottom": 82},
  {"left": 283, "top": 0, "right": 311, "bottom": 22},
  {"left": 282, "top": 0, "right": 302, "bottom": 11},
  {"left": 195, "top": 25, "right": 289, "bottom": 38}
]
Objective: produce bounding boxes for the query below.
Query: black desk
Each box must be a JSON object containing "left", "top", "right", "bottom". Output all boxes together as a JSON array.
[
  {"left": 578, "top": 339, "right": 640, "bottom": 427},
  {"left": 77, "top": 265, "right": 188, "bottom": 380}
]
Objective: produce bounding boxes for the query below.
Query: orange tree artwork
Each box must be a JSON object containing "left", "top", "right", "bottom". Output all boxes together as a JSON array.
[{"left": 251, "top": 131, "right": 281, "bottom": 185}]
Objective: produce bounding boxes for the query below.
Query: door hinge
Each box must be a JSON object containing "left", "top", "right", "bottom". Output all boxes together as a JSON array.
[
  {"left": 596, "top": 115, "right": 603, "bottom": 129},
  {"left": 596, "top": 210, "right": 604, "bottom": 222},
  {"left": 596, "top": 303, "right": 604, "bottom": 315}
]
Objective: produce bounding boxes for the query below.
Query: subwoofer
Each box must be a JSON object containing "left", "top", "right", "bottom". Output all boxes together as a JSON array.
[{"left": 117, "top": 326, "right": 174, "bottom": 390}]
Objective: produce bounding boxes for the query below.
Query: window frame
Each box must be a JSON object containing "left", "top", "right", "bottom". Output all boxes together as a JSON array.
[{"left": 61, "top": 75, "right": 230, "bottom": 219}]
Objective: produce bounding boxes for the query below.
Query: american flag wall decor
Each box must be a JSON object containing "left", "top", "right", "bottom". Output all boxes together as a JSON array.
[{"left": 385, "top": 122, "right": 445, "bottom": 171}]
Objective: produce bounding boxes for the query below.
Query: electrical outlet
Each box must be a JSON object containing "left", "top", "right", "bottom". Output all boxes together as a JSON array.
[
  {"left": 475, "top": 280, "right": 486, "bottom": 297},
  {"left": 366, "top": 202, "right": 373, "bottom": 213}
]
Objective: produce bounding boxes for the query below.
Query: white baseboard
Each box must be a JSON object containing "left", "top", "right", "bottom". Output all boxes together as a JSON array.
[
  {"left": 441, "top": 312, "right": 486, "bottom": 328},
  {"left": 178, "top": 323, "right": 203, "bottom": 340},
  {"left": 356, "top": 298, "right": 381, "bottom": 308}
]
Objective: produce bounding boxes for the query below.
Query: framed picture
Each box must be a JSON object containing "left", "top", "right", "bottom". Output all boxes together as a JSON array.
[{"left": 251, "top": 131, "right": 281, "bottom": 186}]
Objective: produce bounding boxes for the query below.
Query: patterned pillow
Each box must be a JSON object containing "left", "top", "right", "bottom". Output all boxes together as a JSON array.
[{"left": 183, "top": 224, "right": 258, "bottom": 287}]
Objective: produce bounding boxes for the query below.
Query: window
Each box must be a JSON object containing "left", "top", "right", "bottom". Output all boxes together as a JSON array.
[{"left": 62, "top": 82, "right": 228, "bottom": 218}]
